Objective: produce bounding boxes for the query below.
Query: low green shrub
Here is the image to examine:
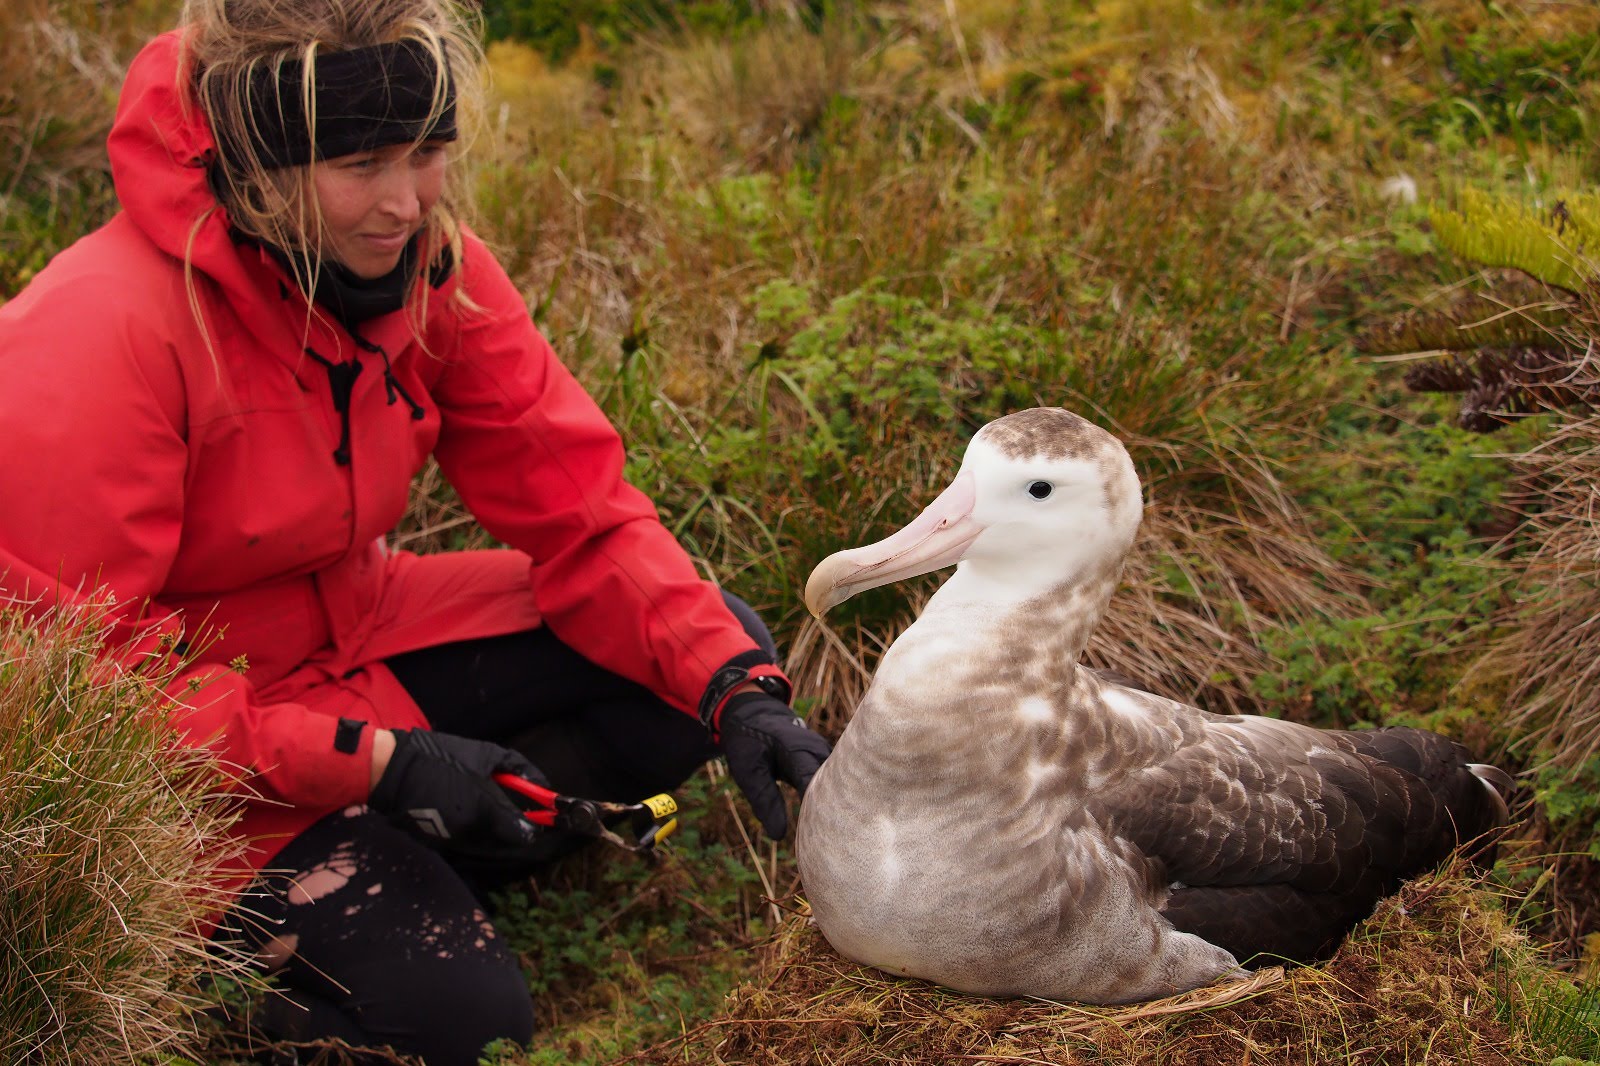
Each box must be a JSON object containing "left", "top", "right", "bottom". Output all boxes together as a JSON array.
[{"left": 1256, "top": 392, "right": 1540, "bottom": 725}]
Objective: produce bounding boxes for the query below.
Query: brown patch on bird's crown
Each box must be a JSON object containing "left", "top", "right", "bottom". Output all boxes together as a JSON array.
[{"left": 976, "top": 408, "right": 1119, "bottom": 463}]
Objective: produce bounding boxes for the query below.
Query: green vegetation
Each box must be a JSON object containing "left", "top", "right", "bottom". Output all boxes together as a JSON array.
[
  {"left": 7, "top": 0, "right": 1600, "bottom": 1061},
  {"left": 1358, "top": 186, "right": 1600, "bottom": 789}
]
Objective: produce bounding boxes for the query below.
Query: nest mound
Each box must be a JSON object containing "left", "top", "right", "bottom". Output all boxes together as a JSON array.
[{"left": 644, "top": 870, "right": 1556, "bottom": 1065}]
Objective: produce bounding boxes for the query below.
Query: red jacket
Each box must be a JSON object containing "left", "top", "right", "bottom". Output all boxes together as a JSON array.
[{"left": 0, "top": 31, "right": 766, "bottom": 888}]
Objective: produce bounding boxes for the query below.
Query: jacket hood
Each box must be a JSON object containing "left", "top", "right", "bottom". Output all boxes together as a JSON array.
[
  {"left": 109, "top": 31, "right": 284, "bottom": 331},
  {"left": 107, "top": 31, "right": 452, "bottom": 363}
]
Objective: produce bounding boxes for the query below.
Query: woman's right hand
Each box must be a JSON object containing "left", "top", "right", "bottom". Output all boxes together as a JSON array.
[{"left": 367, "top": 727, "right": 547, "bottom": 851}]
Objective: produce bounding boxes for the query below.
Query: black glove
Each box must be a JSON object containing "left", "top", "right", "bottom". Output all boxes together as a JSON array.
[
  {"left": 369, "top": 728, "right": 547, "bottom": 855},
  {"left": 719, "top": 693, "right": 831, "bottom": 839}
]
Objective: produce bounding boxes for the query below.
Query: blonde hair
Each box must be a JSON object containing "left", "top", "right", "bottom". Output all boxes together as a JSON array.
[{"left": 179, "top": 0, "right": 484, "bottom": 332}]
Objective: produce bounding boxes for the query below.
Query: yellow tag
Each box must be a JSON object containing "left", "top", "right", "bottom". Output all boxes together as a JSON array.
[
  {"left": 653, "top": 817, "right": 679, "bottom": 845},
  {"left": 642, "top": 793, "right": 678, "bottom": 820}
]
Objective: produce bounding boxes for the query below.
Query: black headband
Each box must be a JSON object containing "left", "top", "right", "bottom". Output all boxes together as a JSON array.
[{"left": 236, "top": 38, "right": 457, "bottom": 169}]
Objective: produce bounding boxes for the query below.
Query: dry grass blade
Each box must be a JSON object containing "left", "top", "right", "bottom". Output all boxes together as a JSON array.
[{"left": 783, "top": 612, "right": 881, "bottom": 738}]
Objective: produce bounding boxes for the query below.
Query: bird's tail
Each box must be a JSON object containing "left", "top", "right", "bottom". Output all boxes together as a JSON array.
[
  {"left": 1335, "top": 728, "right": 1513, "bottom": 865},
  {"left": 1467, "top": 763, "right": 1513, "bottom": 827}
]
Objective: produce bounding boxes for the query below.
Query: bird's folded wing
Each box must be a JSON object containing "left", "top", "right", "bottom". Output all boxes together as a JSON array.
[{"left": 1095, "top": 709, "right": 1431, "bottom": 894}]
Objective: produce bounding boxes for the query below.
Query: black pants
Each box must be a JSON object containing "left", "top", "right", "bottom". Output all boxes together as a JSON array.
[{"left": 215, "top": 593, "right": 776, "bottom": 1065}]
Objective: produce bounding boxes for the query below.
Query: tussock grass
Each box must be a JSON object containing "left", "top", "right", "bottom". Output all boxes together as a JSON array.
[
  {"left": 649, "top": 865, "right": 1588, "bottom": 1066},
  {"left": 1468, "top": 380, "right": 1600, "bottom": 956},
  {"left": 643, "top": 24, "right": 849, "bottom": 169},
  {"left": 1392, "top": 224, "right": 1600, "bottom": 773},
  {"left": 1481, "top": 402, "right": 1600, "bottom": 769},
  {"left": 0, "top": 603, "right": 249, "bottom": 1064}
]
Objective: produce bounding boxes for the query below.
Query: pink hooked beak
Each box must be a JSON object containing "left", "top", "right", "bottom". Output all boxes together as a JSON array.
[{"left": 804, "top": 470, "right": 984, "bottom": 616}]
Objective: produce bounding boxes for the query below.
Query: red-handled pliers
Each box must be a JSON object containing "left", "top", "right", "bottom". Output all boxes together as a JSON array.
[{"left": 492, "top": 774, "right": 679, "bottom": 860}]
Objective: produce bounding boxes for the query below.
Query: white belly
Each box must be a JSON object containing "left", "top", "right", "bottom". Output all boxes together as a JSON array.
[
  {"left": 796, "top": 755, "right": 1241, "bottom": 1003},
  {"left": 797, "top": 757, "right": 1075, "bottom": 991}
]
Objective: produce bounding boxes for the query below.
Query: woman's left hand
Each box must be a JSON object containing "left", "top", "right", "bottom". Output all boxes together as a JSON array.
[{"left": 717, "top": 692, "right": 831, "bottom": 839}]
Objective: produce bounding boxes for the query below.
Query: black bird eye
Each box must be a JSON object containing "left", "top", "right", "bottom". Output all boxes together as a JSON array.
[{"left": 1028, "top": 480, "right": 1053, "bottom": 499}]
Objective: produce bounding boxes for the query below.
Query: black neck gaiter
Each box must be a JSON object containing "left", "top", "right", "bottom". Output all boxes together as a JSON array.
[{"left": 263, "top": 236, "right": 417, "bottom": 328}]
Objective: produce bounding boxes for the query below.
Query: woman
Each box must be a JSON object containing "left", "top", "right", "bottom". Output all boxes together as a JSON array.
[{"left": 0, "top": 0, "right": 830, "bottom": 1061}]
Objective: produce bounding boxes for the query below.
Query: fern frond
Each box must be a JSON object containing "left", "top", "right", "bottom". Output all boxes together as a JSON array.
[
  {"left": 1355, "top": 272, "right": 1578, "bottom": 355},
  {"left": 1429, "top": 188, "right": 1600, "bottom": 294}
]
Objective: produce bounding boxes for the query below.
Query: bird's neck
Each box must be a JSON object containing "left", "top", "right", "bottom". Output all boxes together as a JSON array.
[
  {"left": 936, "top": 555, "right": 1122, "bottom": 643},
  {"left": 871, "top": 563, "right": 1121, "bottom": 698}
]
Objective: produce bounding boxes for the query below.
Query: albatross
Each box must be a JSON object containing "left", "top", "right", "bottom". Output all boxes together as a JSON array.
[{"left": 795, "top": 407, "right": 1511, "bottom": 1005}]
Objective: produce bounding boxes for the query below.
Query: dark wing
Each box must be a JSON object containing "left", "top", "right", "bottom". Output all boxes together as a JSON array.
[
  {"left": 1089, "top": 689, "right": 1501, "bottom": 962},
  {"left": 1150, "top": 728, "right": 1508, "bottom": 965},
  {"left": 1098, "top": 710, "right": 1415, "bottom": 893}
]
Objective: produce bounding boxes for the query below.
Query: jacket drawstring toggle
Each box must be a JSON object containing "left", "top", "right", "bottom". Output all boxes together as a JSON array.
[
  {"left": 303, "top": 347, "right": 361, "bottom": 466},
  {"left": 350, "top": 331, "right": 426, "bottom": 422}
]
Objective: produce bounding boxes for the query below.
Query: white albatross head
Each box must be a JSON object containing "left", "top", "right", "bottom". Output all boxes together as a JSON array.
[{"left": 805, "top": 408, "right": 1144, "bottom": 614}]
